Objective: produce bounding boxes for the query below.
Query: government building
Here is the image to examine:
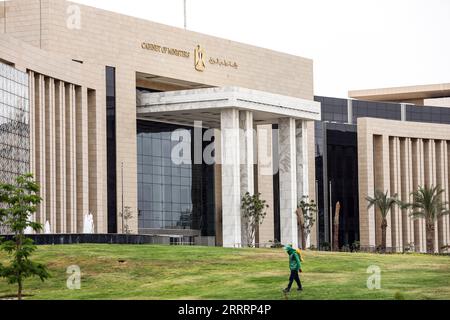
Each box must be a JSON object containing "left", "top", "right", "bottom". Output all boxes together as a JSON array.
[{"left": 0, "top": 0, "right": 449, "bottom": 252}]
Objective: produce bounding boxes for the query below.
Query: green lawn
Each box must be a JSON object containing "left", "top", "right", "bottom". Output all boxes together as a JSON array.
[{"left": 0, "top": 244, "right": 449, "bottom": 300}]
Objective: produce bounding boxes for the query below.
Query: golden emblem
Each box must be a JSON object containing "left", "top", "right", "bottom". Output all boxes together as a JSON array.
[{"left": 194, "top": 45, "right": 206, "bottom": 72}]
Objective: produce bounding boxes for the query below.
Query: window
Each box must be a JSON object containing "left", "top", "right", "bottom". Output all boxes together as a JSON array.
[
  {"left": 0, "top": 62, "right": 30, "bottom": 185},
  {"left": 137, "top": 120, "right": 215, "bottom": 236}
]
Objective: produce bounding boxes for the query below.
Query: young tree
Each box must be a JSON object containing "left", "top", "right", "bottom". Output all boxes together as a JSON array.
[
  {"left": 366, "top": 190, "right": 399, "bottom": 253},
  {"left": 0, "top": 174, "right": 49, "bottom": 299},
  {"left": 333, "top": 202, "right": 341, "bottom": 251},
  {"left": 119, "top": 206, "right": 134, "bottom": 234},
  {"left": 407, "top": 185, "right": 449, "bottom": 254},
  {"left": 241, "top": 192, "right": 269, "bottom": 247},
  {"left": 296, "top": 196, "right": 317, "bottom": 250}
]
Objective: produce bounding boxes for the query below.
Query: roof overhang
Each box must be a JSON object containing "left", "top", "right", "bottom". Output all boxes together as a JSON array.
[
  {"left": 348, "top": 83, "right": 450, "bottom": 103},
  {"left": 137, "top": 87, "right": 321, "bottom": 127}
]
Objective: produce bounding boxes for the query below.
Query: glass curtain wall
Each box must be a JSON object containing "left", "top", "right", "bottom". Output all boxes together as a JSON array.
[
  {"left": 0, "top": 62, "right": 30, "bottom": 184},
  {"left": 0, "top": 62, "right": 30, "bottom": 234},
  {"left": 137, "top": 120, "right": 215, "bottom": 236}
]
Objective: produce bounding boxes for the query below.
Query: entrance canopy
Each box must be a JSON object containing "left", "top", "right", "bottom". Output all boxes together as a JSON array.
[
  {"left": 136, "top": 86, "right": 321, "bottom": 248},
  {"left": 137, "top": 86, "right": 321, "bottom": 127}
]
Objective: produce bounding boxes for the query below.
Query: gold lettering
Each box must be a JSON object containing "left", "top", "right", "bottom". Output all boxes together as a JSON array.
[
  {"left": 208, "top": 56, "right": 238, "bottom": 69},
  {"left": 142, "top": 42, "right": 190, "bottom": 59}
]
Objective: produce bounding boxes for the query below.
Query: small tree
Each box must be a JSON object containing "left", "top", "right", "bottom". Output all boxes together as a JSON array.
[
  {"left": 241, "top": 192, "right": 268, "bottom": 247},
  {"left": 366, "top": 190, "right": 399, "bottom": 253},
  {"left": 296, "top": 196, "right": 317, "bottom": 250},
  {"left": 333, "top": 202, "right": 341, "bottom": 251},
  {"left": 406, "top": 185, "right": 449, "bottom": 254},
  {"left": 119, "top": 206, "right": 134, "bottom": 234},
  {"left": 0, "top": 174, "right": 49, "bottom": 299}
]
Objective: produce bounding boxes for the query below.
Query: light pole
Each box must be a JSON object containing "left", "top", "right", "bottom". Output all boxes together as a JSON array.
[
  {"left": 121, "top": 162, "right": 124, "bottom": 234},
  {"left": 183, "top": 0, "right": 187, "bottom": 29}
]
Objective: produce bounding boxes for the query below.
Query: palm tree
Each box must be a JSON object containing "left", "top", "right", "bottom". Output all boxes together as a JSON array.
[
  {"left": 366, "top": 190, "right": 399, "bottom": 253},
  {"left": 407, "top": 185, "right": 449, "bottom": 254}
]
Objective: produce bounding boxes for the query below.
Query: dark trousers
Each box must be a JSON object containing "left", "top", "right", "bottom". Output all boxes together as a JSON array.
[{"left": 287, "top": 270, "right": 302, "bottom": 290}]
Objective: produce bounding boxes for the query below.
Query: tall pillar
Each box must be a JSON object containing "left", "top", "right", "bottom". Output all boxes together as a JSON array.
[
  {"left": 296, "top": 120, "right": 309, "bottom": 248},
  {"left": 65, "top": 84, "right": 77, "bottom": 233},
  {"left": 374, "top": 135, "right": 392, "bottom": 250},
  {"left": 404, "top": 138, "right": 415, "bottom": 247},
  {"left": 221, "top": 109, "right": 242, "bottom": 248},
  {"left": 418, "top": 139, "right": 427, "bottom": 252},
  {"left": 55, "top": 80, "right": 67, "bottom": 233},
  {"left": 45, "top": 78, "right": 56, "bottom": 232},
  {"left": 436, "top": 141, "right": 447, "bottom": 251},
  {"left": 76, "top": 86, "right": 89, "bottom": 232},
  {"left": 239, "top": 111, "right": 254, "bottom": 246},
  {"left": 256, "top": 124, "right": 274, "bottom": 247},
  {"left": 358, "top": 123, "right": 376, "bottom": 250},
  {"left": 390, "top": 137, "right": 402, "bottom": 252},
  {"left": 431, "top": 140, "right": 439, "bottom": 253},
  {"left": 278, "top": 117, "right": 298, "bottom": 248},
  {"left": 443, "top": 142, "right": 450, "bottom": 249},
  {"left": 35, "top": 74, "right": 46, "bottom": 227},
  {"left": 28, "top": 71, "right": 37, "bottom": 230}
]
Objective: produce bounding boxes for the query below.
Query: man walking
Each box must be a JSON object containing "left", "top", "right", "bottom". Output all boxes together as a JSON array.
[{"left": 283, "top": 245, "right": 303, "bottom": 293}]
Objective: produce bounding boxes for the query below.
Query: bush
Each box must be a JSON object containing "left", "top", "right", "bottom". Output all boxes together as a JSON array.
[
  {"left": 320, "top": 242, "right": 331, "bottom": 251},
  {"left": 404, "top": 242, "right": 415, "bottom": 253},
  {"left": 268, "top": 240, "right": 284, "bottom": 249},
  {"left": 351, "top": 241, "right": 360, "bottom": 252}
]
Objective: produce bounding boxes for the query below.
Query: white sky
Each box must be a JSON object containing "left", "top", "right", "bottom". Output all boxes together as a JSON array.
[{"left": 72, "top": 0, "right": 450, "bottom": 98}]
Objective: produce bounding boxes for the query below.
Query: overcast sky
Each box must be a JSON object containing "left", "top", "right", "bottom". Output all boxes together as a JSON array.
[{"left": 73, "top": 0, "right": 450, "bottom": 98}]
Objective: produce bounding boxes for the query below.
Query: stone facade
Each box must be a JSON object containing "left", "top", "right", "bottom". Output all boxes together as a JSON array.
[
  {"left": 0, "top": 0, "right": 317, "bottom": 246},
  {"left": 358, "top": 117, "right": 450, "bottom": 253}
]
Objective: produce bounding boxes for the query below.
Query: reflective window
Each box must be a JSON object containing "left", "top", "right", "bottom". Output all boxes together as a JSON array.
[
  {"left": 406, "top": 105, "right": 450, "bottom": 124},
  {"left": 352, "top": 100, "right": 401, "bottom": 123},
  {"left": 137, "top": 120, "right": 215, "bottom": 235},
  {"left": 106, "top": 66, "right": 117, "bottom": 233},
  {"left": 0, "top": 62, "right": 30, "bottom": 184}
]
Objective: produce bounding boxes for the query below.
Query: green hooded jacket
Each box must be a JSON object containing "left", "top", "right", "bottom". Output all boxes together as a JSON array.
[{"left": 285, "top": 245, "right": 301, "bottom": 271}]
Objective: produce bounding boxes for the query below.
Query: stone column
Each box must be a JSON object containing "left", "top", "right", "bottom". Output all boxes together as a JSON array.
[
  {"left": 390, "top": 137, "right": 402, "bottom": 252},
  {"left": 296, "top": 120, "right": 309, "bottom": 248},
  {"left": 403, "top": 138, "right": 414, "bottom": 247},
  {"left": 278, "top": 117, "right": 298, "bottom": 248},
  {"left": 76, "top": 86, "right": 89, "bottom": 233},
  {"left": 35, "top": 74, "right": 46, "bottom": 227},
  {"left": 357, "top": 122, "right": 376, "bottom": 250},
  {"left": 221, "top": 108, "right": 242, "bottom": 248},
  {"left": 436, "top": 141, "right": 447, "bottom": 251},
  {"left": 239, "top": 111, "right": 254, "bottom": 247},
  {"left": 65, "top": 84, "right": 78, "bottom": 233},
  {"left": 443, "top": 142, "right": 450, "bottom": 249},
  {"left": 257, "top": 124, "right": 275, "bottom": 247},
  {"left": 417, "top": 139, "right": 427, "bottom": 252}
]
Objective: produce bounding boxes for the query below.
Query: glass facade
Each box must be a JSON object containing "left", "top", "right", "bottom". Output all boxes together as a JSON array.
[
  {"left": 137, "top": 120, "right": 215, "bottom": 236},
  {"left": 0, "top": 62, "right": 30, "bottom": 184},
  {"left": 106, "top": 66, "right": 117, "bottom": 233},
  {"left": 352, "top": 100, "right": 401, "bottom": 122},
  {"left": 406, "top": 104, "right": 450, "bottom": 124},
  {"left": 314, "top": 95, "right": 450, "bottom": 248},
  {"left": 314, "top": 97, "right": 351, "bottom": 247},
  {"left": 326, "top": 123, "right": 359, "bottom": 247},
  {"left": 272, "top": 124, "right": 280, "bottom": 242}
]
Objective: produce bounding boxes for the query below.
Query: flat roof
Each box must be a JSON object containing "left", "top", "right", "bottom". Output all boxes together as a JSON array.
[
  {"left": 348, "top": 83, "right": 450, "bottom": 102},
  {"left": 137, "top": 86, "right": 321, "bottom": 128}
]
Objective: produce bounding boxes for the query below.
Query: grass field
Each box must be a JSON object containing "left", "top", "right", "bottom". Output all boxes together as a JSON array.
[{"left": 0, "top": 244, "right": 449, "bottom": 300}]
